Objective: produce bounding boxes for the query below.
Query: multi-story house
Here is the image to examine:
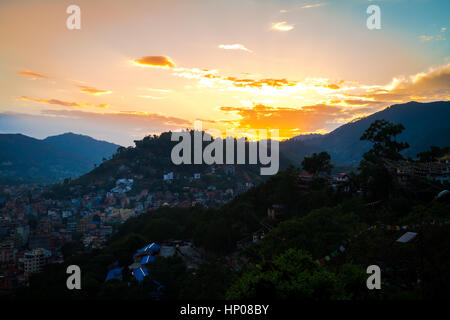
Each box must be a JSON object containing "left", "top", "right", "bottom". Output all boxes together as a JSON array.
[{"left": 23, "top": 248, "right": 46, "bottom": 274}]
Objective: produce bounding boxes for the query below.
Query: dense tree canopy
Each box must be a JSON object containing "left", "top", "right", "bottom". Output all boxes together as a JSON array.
[
  {"left": 417, "top": 146, "right": 450, "bottom": 162},
  {"left": 301, "top": 152, "right": 333, "bottom": 175},
  {"left": 360, "top": 119, "right": 409, "bottom": 162}
]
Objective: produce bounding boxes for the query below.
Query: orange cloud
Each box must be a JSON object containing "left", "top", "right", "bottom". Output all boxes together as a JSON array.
[
  {"left": 132, "top": 56, "right": 176, "bottom": 68},
  {"left": 225, "top": 77, "right": 297, "bottom": 89},
  {"left": 328, "top": 100, "right": 342, "bottom": 104},
  {"left": 324, "top": 84, "right": 340, "bottom": 90},
  {"left": 18, "top": 70, "right": 49, "bottom": 79},
  {"left": 20, "top": 96, "right": 108, "bottom": 109},
  {"left": 171, "top": 68, "right": 299, "bottom": 91},
  {"left": 78, "top": 85, "right": 112, "bottom": 96}
]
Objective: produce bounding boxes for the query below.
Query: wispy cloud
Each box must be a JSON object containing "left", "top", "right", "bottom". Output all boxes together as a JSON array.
[
  {"left": 271, "top": 21, "right": 294, "bottom": 32},
  {"left": 301, "top": 3, "right": 327, "bottom": 9},
  {"left": 420, "top": 35, "right": 434, "bottom": 42},
  {"left": 17, "top": 70, "right": 49, "bottom": 79},
  {"left": 42, "top": 109, "right": 191, "bottom": 135},
  {"left": 138, "top": 95, "right": 164, "bottom": 100},
  {"left": 141, "top": 88, "right": 171, "bottom": 93},
  {"left": 224, "top": 77, "right": 297, "bottom": 89},
  {"left": 20, "top": 96, "right": 109, "bottom": 109},
  {"left": 218, "top": 44, "right": 252, "bottom": 52},
  {"left": 420, "top": 28, "right": 447, "bottom": 42},
  {"left": 137, "top": 87, "right": 171, "bottom": 100},
  {"left": 361, "top": 63, "right": 450, "bottom": 103}
]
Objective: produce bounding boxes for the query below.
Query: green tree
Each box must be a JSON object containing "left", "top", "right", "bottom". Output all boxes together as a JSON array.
[
  {"left": 301, "top": 152, "right": 333, "bottom": 175},
  {"left": 417, "top": 146, "right": 450, "bottom": 162},
  {"left": 226, "top": 249, "right": 346, "bottom": 300},
  {"left": 359, "top": 120, "right": 409, "bottom": 200},
  {"left": 360, "top": 119, "right": 409, "bottom": 163}
]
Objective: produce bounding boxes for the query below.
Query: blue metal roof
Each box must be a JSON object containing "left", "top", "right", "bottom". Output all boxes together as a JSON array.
[
  {"left": 139, "top": 243, "right": 161, "bottom": 254},
  {"left": 140, "top": 255, "right": 156, "bottom": 265},
  {"left": 133, "top": 267, "right": 149, "bottom": 282},
  {"left": 105, "top": 267, "right": 123, "bottom": 282}
]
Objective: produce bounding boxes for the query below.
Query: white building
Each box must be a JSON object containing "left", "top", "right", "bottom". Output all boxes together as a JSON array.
[{"left": 23, "top": 248, "right": 47, "bottom": 274}]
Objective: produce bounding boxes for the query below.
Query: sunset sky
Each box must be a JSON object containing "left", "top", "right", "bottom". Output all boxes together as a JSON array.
[{"left": 0, "top": 0, "right": 449, "bottom": 145}]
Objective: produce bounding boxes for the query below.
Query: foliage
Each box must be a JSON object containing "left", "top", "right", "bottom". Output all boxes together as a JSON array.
[
  {"left": 417, "top": 146, "right": 450, "bottom": 162},
  {"left": 358, "top": 120, "right": 409, "bottom": 200},
  {"left": 360, "top": 119, "right": 409, "bottom": 163},
  {"left": 226, "top": 249, "right": 347, "bottom": 300},
  {"left": 301, "top": 152, "right": 333, "bottom": 175}
]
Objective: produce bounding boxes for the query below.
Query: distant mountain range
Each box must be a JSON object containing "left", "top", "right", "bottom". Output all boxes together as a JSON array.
[
  {"left": 0, "top": 132, "right": 120, "bottom": 182},
  {"left": 0, "top": 101, "right": 449, "bottom": 183},
  {"left": 289, "top": 133, "right": 323, "bottom": 142},
  {"left": 280, "top": 101, "right": 450, "bottom": 167}
]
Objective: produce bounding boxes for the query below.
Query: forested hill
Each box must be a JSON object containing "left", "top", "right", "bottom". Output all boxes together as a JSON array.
[{"left": 50, "top": 131, "right": 292, "bottom": 198}]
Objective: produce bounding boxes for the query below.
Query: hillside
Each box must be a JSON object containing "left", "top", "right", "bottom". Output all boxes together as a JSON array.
[
  {"left": 16, "top": 164, "right": 450, "bottom": 300},
  {"left": 0, "top": 133, "right": 120, "bottom": 182},
  {"left": 53, "top": 131, "right": 292, "bottom": 200},
  {"left": 281, "top": 101, "right": 450, "bottom": 166}
]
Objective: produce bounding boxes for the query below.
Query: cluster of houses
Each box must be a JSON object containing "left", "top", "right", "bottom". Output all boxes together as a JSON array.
[
  {"left": 159, "top": 165, "right": 254, "bottom": 207},
  {"left": 0, "top": 164, "right": 255, "bottom": 293},
  {"left": 0, "top": 184, "right": 120, "bottom": 291},
  {"left": 297, "top": 171, "right": 351, "bottom": 193},
  {"left": 383, "top": 156, "right": 450, "bottom": 184}
]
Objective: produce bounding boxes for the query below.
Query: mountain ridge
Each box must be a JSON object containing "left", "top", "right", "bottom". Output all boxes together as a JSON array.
[
  {"left": 0, "top": 132, "right": 120, "bottom": 182},
  {"left": 280, "top": 101, "right": 450, "bottom": 166}
]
